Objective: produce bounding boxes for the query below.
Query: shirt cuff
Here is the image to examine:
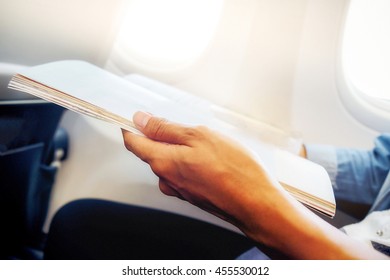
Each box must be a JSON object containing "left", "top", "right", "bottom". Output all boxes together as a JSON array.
[{"left": 305, "top": 144, "right": 338, "bottom": 189}]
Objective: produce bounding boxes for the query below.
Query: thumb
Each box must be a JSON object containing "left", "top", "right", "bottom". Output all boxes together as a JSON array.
[{"left": 133, "top": 111, "right": 191, "bottom": 145}]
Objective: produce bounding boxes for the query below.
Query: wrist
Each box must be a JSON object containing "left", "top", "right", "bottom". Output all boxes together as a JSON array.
[
  {"left": 239, "top": 187, "right": 327, "bottom": 258},
  {"left": 235, "top": 182, "right": 298, "bottom": 246}
]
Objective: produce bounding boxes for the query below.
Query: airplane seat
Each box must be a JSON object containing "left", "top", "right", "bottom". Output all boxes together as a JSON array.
[
  {"left": 43, "top": 198, "right": 256, "bottom": 260},
  {"left": 0, "top": 64, "right": 68, "bottom": 259}
]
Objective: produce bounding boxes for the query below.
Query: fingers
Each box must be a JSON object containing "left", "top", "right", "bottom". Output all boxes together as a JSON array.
[
  {"left": 133, "top": 111, "right": 195, "bottom": 145},
  {"left": 121, "top": 129, "right": 166, "bottom": 163},
  {"left": 133, "top": 111, "right": 152, "bottom": 130},
  {"left": 123, "top": 111, "right": 201, "bottom": 162},
  {"left": 121, "top": 111, "right": 185, "bottom": 162},
  {"left": 158, "top": 179, "right": 183, "bottom": 199}
]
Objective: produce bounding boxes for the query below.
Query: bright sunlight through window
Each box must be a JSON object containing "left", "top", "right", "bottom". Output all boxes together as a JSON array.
[
  {"left": 342, "top": 0, "right": 390, "bottom": 103},
  {"left": 114, "top": 0, "right": 224, "bottom": 70}
]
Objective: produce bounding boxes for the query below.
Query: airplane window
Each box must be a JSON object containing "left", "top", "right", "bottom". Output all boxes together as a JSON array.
[
  {"left": 339, "top": 0, "right": 390, "bottom": 130},
  {"left": 111, "top": 0, "right": 224, "bottom": 71}
]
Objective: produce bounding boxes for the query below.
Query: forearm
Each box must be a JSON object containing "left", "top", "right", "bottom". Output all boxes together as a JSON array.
[{"left": 240, "top": 184, "right": 387, "bottom": 259}]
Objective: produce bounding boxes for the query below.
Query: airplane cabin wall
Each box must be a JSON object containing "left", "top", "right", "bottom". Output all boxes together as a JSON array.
[
  {"left": 108, "top": 0, "right": 309, "bottom": 134},
  {"left": 175, "top": 0, "right": 308, "bottom": 133},
  {"left": 291, "top": 0, "right": 379, "bottom": 148},
  {"left": 0, "top": 0, "right": 125, "bottom": 67},
  {"left": 107, "top": 0, "right": 380, "bottom": 149}
]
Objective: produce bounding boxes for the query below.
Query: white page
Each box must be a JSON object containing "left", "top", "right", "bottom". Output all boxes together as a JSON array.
[
  {"left": 18, "top": 60, "right": 213, "bottom": 129},
  {"left": 275, "top": 150, "right": 334, "bottom": 205}
]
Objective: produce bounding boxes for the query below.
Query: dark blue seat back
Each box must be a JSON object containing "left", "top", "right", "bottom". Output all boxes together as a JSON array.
[{"left": 0, "top": 101, "right": 65, "bottom": 258}]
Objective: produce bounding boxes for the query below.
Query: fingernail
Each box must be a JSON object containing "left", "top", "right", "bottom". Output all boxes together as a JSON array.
[{"left": 133, "top": 111, "right": 152, "bottom": 129}]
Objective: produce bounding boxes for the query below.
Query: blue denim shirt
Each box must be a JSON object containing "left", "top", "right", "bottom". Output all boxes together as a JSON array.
[
  {"left": 306, "top": 133, "right": 390, "bottom": 257},
  {"left": 238, "top": 134, "right": 390, "bottom": 259},
  {"left": 306, "top": 133, "right": 390, "bottom": 212}
]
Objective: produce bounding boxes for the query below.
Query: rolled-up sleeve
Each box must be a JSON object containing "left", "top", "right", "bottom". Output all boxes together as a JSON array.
[{"left": 305, "top": 134, "right": 390, "bottom": 205}]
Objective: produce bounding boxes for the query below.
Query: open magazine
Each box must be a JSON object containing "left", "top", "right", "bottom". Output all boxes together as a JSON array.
[{"left": 8, "top": 60, "right": 336, "bottom": 217}]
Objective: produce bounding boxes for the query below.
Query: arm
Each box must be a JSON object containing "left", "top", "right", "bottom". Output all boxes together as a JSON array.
[{"left": 122, "top": 112, "right": 387, "bottom": 259}]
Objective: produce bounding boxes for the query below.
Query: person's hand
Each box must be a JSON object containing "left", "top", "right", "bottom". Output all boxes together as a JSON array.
[
  {"left": 121, "top": 111, "right": 285, "bottom": 236},
  {"left": 122, "top": 112, "right": 389, "bottom": 259}
]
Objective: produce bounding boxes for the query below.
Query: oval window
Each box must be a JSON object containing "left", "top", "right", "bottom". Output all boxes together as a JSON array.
[{"left": 338, "top": 0, "right": 390, "bottom": 131}]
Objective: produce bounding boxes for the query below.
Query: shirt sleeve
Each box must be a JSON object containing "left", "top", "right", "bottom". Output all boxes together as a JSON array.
[{"left": 305, "top": 134, "right": 390, "bottom": 205}]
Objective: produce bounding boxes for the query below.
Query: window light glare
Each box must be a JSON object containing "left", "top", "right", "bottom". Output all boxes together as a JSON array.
[{"left": 115, "top": 0, "right": 224, "bottom": 69}]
